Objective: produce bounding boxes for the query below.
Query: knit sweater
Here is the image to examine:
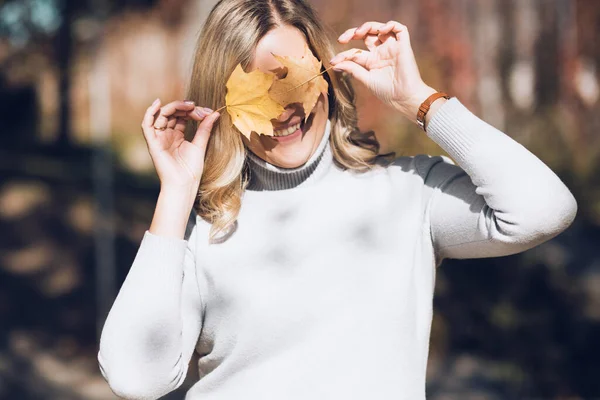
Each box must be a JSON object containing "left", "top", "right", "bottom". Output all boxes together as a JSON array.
[{"left": 97, "top": 97, "right": 577, "bottom": 400}]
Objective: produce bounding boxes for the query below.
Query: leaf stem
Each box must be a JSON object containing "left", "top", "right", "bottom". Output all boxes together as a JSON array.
[
  {"left": 214, "top": 104, "right": 228, "bottom": 113},
  {"left": 275, "top": 65, "right": 336, "bottom": 94}
]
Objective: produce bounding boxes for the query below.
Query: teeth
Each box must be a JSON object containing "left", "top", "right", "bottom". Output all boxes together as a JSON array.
[{"left": 274, "top": 122, "right": 301, "bottom": 137}]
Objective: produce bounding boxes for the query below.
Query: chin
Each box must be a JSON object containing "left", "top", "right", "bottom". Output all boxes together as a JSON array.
[{"left": 268, "top": 121, "right": 315, "bottom": 168}]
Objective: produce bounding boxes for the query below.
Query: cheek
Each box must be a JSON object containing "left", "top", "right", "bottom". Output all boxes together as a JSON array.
[{"left": 318, "top": 93, "right": 329, "bottom": 113}]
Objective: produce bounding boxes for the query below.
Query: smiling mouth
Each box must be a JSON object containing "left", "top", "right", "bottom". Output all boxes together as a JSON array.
[
  {"left": 273, "top": 120, "right": 303, "bottom": 137},
  {"left": 270, "top": 102, "right": 307, "bottom": 138}
]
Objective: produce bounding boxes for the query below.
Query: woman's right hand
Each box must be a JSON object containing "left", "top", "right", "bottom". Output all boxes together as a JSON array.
[{"left": 141, "top": 98, "right": 221, "bottom": 192}]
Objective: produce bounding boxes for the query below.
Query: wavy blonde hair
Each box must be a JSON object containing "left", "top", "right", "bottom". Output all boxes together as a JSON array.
[{"left": 185, "top": 0, "right": 394, "bottom": 242}]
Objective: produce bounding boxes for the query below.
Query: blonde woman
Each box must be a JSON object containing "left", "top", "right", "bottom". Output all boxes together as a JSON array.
[{"left": 97, "top": 0, "right": 577, "bottom": 399}]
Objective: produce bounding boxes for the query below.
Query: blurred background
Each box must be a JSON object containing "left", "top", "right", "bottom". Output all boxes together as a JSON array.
[{"left": 0, "top": 0, "right": 598, "bottom": 398}]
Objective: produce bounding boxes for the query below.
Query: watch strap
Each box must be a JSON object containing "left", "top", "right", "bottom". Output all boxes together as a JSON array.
[{"left": 416, "top": 92, "right": 450, "bottom": 132}]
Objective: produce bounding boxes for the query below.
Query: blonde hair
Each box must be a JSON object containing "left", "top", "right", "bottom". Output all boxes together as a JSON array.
[{"left": 185, "top": 0, "right": 394, "bottom": 242}]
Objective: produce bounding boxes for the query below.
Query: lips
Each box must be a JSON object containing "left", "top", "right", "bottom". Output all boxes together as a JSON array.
[
  {"left": 271, "top": 113, "right": 306, "bottom": 139},
  {"left": 273, "top": 121, "right": 301, "bottom": 137},
  {"left": 271, "top": 126, "right": 302, "bottom": 143}
]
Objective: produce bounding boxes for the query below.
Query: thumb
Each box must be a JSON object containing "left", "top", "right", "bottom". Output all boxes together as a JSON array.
[
  {"left": 333, "top": 61, "right": 369, "bottom": 84},
  {"left": 192, "top": 111, "right": 220, "bottom": 149}
]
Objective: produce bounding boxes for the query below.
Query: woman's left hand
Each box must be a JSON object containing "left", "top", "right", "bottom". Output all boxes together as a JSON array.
[{"left": 330, "top": 20, "right": 438, "bottom": 123}]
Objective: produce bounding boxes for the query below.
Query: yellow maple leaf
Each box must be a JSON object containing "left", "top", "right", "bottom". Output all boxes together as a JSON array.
[
  {"left": 268, "top": 43, "right": 329, "bottom": 123},
  {"left": 224, "top": 64, "right": 286, "bottom": 139}
]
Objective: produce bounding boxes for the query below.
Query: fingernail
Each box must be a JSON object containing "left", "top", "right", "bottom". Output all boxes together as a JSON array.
[
  {"left": 203, "top": 107, "right": 214, "bottom": 113},
  {"left": 152, "top": 98, "right": 159, "bottom": 106},
  {"left": 184, "top": 100, "right": 195, "bottom": 105},
  {"left": 195, "top": 108, "right": 205, "bottom": 116}
]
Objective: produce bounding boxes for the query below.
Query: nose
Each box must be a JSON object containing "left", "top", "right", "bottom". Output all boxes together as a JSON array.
[{"left": 275, "top": 106, "right": 295, "bottom": 122}]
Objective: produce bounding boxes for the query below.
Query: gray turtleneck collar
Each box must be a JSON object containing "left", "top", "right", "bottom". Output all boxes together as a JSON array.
[{"left": 245, "top": 119, "right": 334, "bottom": 191}]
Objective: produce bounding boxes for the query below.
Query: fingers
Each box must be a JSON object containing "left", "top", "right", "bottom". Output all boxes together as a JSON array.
[
  {"left": 330, "top": 48, "right": 370, "bottom": 69},
  {"left": 331, "top": 60, "right": 369, "bottom": 83},
  {"left": 174, "top": 117, "right": 186, "bottom": 132},
  {"left": 154, "top": 100, "right": 196, "bottom": 129},
  {"left": 378, "top": 20, "right": 409, "bottom": 40},
  {"left": 337, "top": 20, "right": 408, "bottom": 46},
  {"left": 167, "top": 117, "right": 178, "bottom": 130},
  {"left": 190, "top": 107, "right": 215, "bottom": 121},
  {"left": 161, "top": 100, "right": 196, "bottom": 116},
  {"left": 191, "top": 110, "right": 220, "bottom": 149},
  {"left": 152, "top": 102, "right": 213, "bottom": 131},
  {"left": 172, "top": 106, "right": 214, "bottom": 119},
  {"left": 141, "top": 98, "right": 162, "bottom": 141},
  {"left": 330, "top": 48, "right": 370, "bottom": 83},
  {"left": 142, "top": 98, "right": 217, "bottom": 149},
  {"left": 160, "top": 107, "right": 211, "bottom": 130},
  {"left": 338, "top": 21, "right": 385, "bottom": 43},
  {"left": 364, "top": 35, "right": 382, "bottom": 51}
]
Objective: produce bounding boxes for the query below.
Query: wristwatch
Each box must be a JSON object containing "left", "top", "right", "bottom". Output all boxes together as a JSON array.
[{"left": 416, "top": 92, "right": 450, "bottom": 132}]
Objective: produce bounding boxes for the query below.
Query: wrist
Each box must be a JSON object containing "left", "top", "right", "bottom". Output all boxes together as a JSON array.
[
  {"left": 160, "top": 184, "right": 198, "bottom": 207},
  {"left": 150, "top": 187, "right": 197, "bottom": 239},
  {"left": 406, "top": 86, "right": 450, "bottom": 131},
  {"left": 393, "top": 84, "right": 437, "bottom": 122}
]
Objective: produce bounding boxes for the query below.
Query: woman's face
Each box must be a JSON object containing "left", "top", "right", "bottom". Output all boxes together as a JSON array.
[{"left": 242, "top": 24, "right": 329, "bottom": 168}]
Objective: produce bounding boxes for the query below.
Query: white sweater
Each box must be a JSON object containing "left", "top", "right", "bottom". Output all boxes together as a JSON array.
[{"left": 97, "top": 97, "right": 577, "bottom": 400}]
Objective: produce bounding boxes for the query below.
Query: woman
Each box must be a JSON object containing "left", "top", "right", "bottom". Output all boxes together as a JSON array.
[{"left": 97, "top": 0, "right": 577, "bottom": 399}]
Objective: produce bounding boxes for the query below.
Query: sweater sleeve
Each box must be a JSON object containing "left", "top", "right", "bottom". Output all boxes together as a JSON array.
[
  {"left": 416, "top": 97, "right": 577, "bottom": 266},
  {"left": 97, "top": 211, "right": 205, "bottom": 400}
]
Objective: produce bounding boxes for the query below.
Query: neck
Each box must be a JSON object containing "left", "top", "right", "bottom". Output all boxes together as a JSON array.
[{"left": 245, "top": 118, "right": 333, "bottom": 191}]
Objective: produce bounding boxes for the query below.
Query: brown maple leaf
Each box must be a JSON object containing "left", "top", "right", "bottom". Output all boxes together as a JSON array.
[
  {"left": 220, "top": 45, "right": 343, "bottom": 138},
  {"left": 268, "top": 43, "right": 329, "bottom": 123},
  {"left": 224, "top": 64, "right": 286, "bottom": 139}
]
